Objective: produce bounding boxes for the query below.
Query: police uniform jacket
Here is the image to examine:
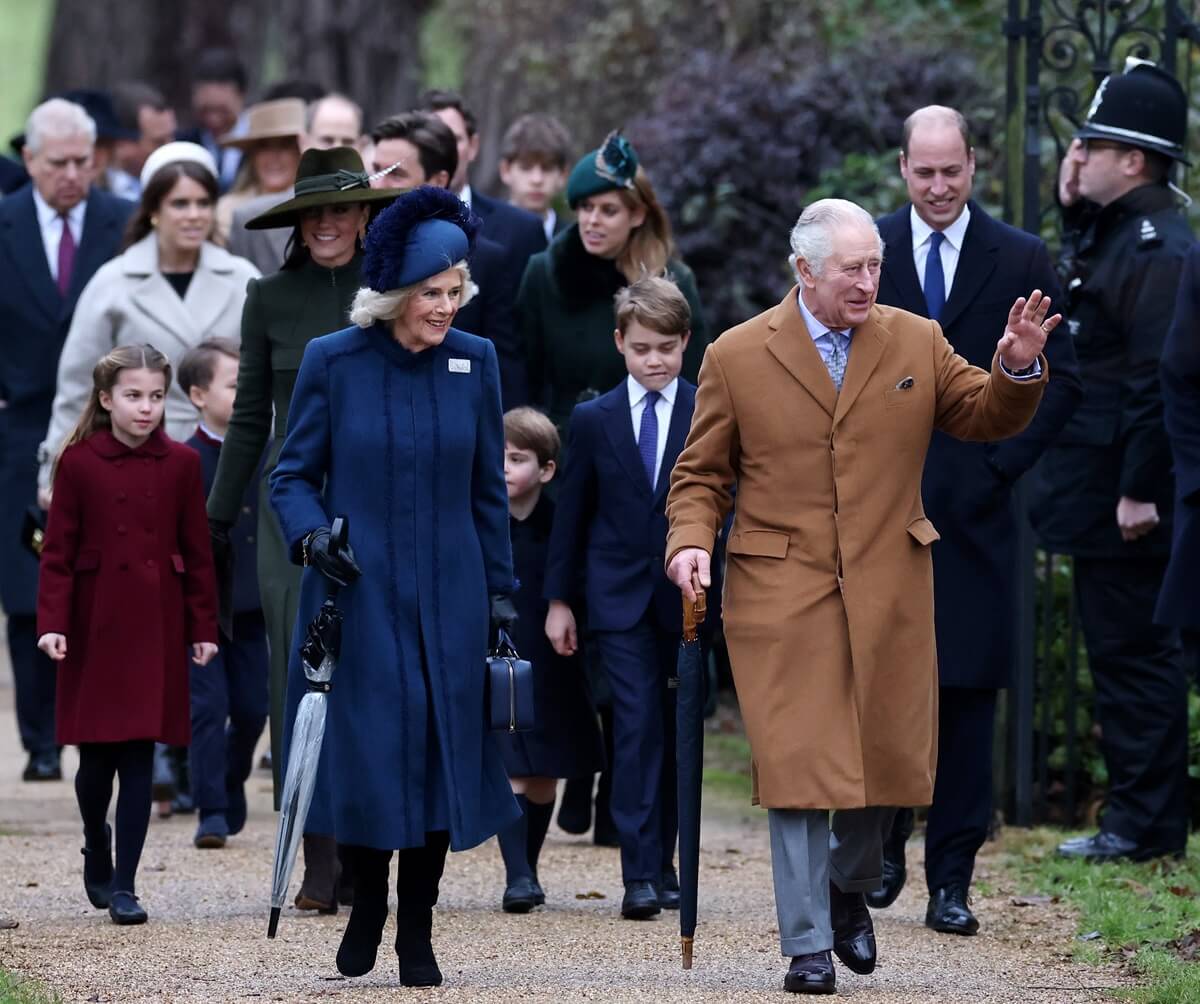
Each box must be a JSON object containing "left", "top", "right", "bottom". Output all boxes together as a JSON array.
[{"left": 1032, "top": 183, "right": 1192, "bottom": 557}]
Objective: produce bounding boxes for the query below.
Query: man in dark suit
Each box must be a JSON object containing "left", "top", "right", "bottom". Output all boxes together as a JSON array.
[
  {"left": 872, "top": 106, "right": 1082, "bottom": 934},
  {"left": 175, "top": 47, "right": 247, "bottom": 193},
  {"left": 1157, "top": 242, "right": 1200, "bottom": 680},
  {"left": 370, "top": 111, "right": 527, "bottom": 407},
  {"left": 421, "top": 90, "right": 547, "bottom": 271},
  {"left": 544, "top": 277, "right": 696, "bottom": 920},
  {"left": 0, "top": 98, "right": 133, "bottom": 781}
]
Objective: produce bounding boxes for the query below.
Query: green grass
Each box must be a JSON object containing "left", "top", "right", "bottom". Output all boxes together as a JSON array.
[
  {"left": 0, "top": 968, "right": 62, "bottom": 1004},
  {"left": 1005, "top": 829, "right": 1200, "bottom": 1003},
  {"left": 0, "top": 0, "right": 54, "bottom": 148},
  {"left": 702, "top": 730, "right": 753, "bottom": 805}
]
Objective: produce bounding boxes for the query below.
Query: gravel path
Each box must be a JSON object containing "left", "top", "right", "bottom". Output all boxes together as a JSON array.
[{"left": 0, "top": 675, "right": 1132, "bottom": 1002}]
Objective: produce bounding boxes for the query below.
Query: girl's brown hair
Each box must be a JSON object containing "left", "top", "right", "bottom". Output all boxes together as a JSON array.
[
  {"left": 615, "top": 167, "right": 676, "bottom": 283},
  {"left": 55, "top": 344, "right": 172, "bottom": 477}
]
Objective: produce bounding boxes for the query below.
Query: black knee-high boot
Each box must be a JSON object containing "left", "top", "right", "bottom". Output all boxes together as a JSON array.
[
  {"left": 395, "top": 831, "right": 449, "bottom": 987},
  {"left": 335, "top": 846, "right": 392, "bottom": 977}
]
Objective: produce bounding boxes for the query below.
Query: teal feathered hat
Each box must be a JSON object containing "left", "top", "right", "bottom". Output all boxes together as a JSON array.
[{"left": 566, "top": 130, "right": 639, "bottom": 208}]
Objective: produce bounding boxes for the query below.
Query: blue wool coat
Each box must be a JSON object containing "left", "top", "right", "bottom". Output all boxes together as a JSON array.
[{"left": 270, "top": 322, "right": 519, "bottom": 851}]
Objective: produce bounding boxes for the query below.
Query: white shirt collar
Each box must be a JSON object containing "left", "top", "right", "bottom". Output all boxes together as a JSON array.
[
  {"left": 626, "top": 373, "right": 678, "bottom": 409},
  {"left": 796, "top": 288, "right": 849, "bottom": 342},
  {"left": 910, "top": 203, "right": 971, "bottom": 253},
  {"left": 543, "top": 207, "right": 557, "bottom": 243},
  {"left": 33, "top": 187, "right": 86, "bottom": 230},
  {"left": 199, "top": 421, "right": 225, "bottom": 443},
  {"left": 458, "top": 183, "right": 473, "bottom": 209}
]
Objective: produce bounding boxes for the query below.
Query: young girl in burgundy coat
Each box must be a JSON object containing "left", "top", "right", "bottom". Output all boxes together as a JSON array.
[{"left": 37, "top": 343, "right": 219, "bottom": 926}]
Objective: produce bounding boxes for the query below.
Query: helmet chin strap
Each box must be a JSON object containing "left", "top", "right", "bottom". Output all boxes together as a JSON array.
[{"left": 1168, "top": 179, "right": 1193, "bottom": 207}]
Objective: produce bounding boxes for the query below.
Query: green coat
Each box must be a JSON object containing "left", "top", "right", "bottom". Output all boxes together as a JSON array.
[
  {"left": 207, "top": 252, "right": 363, "bottom": 800},
  {"left": 518, "top": 224, "right": 708, "bottom": 429}
]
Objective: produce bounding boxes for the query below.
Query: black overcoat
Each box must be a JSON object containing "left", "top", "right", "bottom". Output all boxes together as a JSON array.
[{"left": 876, "top": 202, "right": 1082, "bottom": 688}]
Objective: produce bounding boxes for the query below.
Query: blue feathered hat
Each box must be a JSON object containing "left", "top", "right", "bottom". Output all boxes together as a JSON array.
[{"left": 361, "top": 185, "right": 481, "bottom": 293}]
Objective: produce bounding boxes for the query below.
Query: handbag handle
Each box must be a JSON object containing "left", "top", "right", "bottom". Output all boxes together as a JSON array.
[{"left": 492, "top": 626, "right": 520, "bottom": 659}]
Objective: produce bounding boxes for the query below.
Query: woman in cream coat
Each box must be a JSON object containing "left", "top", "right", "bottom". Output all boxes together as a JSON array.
[{"left": 39, "top": 142, "right": 259, "bottom": 493}]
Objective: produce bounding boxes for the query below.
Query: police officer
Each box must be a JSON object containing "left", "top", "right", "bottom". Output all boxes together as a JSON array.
[{"left": 1032, "top": 59, "right": 1192, "bottom": 863}]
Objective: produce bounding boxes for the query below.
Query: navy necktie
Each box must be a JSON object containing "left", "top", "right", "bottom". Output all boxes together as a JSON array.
[
  {"left": 638, "top": 390, "right": 660, "bottom": 489},
  {"left": 924, "top": 230, "right": 946, "bottom": 321}
]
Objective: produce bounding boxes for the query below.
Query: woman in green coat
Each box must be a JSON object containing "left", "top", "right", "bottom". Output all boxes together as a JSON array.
[
  {"left": 206, "top": 147, "right": 397, "bottom": 911},
  {"left": 517, "top": 131, "right": 708, "bottom": 431}
]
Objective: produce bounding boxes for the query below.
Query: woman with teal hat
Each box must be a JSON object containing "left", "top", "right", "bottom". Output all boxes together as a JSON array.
[
  {"left": 206, "top": 145, "right": 399, "bottom": 913},
  {"left": 270, "top": 185, "right": 519, "bottom": 987},
  {"left": 517, "top": 130, "right": 708, "bottom": 431}
]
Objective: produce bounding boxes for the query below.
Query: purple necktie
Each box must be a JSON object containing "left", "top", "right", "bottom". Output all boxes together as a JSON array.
[
  {"left": 57, "top": 215, "right": 76, "bottom": 297},
  {"left": 638, "top": 390, "right": 660, "bottom": 489}
]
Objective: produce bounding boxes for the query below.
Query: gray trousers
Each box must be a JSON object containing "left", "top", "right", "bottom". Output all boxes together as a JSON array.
[{"left": 768, "top": 807, "right": 897, "bottom": 956}]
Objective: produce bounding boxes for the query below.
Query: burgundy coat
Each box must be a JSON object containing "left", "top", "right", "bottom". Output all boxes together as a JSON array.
[{"left": 37, "top": 427, "right": 218, "bottom": 745}]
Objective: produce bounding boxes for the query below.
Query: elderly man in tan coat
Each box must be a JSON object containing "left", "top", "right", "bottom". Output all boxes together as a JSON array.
[{"left": 666, "top": 199, "right": 1058, "bottom": 995}]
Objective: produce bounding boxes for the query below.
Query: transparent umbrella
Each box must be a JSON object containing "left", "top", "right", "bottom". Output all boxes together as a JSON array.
[{"left": 267, "top": 517, "right": 348, "bottom": 939}]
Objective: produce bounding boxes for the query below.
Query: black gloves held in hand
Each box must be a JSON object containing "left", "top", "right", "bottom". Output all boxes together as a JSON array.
[
  {"left": 303, "top": 526, "right": 362, "bottom": 587},
  {"left": 489, "top": 594, "right": 519, "bottom": 635}
]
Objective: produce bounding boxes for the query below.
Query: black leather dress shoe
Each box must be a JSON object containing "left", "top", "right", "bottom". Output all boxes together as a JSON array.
[
  {"left": 81, "top": 824, "right": 113, "bottom": 909},
  {"left": 1056, "top": 830, "right": 1184, "bottom": 863},
  {"left": 866, "top": 807, "right": 913, "bottom": 909},
  {"left": 925, "top": 885, "right": 979, "bottom": 936},
  {"left": 658, "top": 867, "right": 681, "bottom": 910},
  {"left": 784, "top": 951, "right": 835, "bottom": 994},
  {"left": 620, "top": 880, "right": 661, "bottom": 920},
  {"left": 22, "top": 752, "right": 61, "bottom": 782},
  {"left": 502, "top": 875, "right": 539, "bottom": 913},
  {"left": 108, "top": 891, "right": 148, "bottom": 925},
  {"left": 829, "top": 883, "right": 876, "bottom": 975}
]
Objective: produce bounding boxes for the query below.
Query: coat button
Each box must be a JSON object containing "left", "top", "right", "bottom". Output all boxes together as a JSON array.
[
  {"left": 247, "top": 535, "right": 255, "bottom": 543},
  {"left": 146, "top": 491, "right": 154, "bottom": 499},
  {"left": 117, "top": 524, "right": 127, "bottom": 535},
  {"left": 146, "top": 559, "right": 156, "bottom": 568},
  {"left": 117, "top": 492, "right": 127, "bottom": 502},
  {"left": 119, "top": 561, "right": 128, "bottom": 571},
  {"left": 242, "top": 505, "right": 252, "bottom": 515}
]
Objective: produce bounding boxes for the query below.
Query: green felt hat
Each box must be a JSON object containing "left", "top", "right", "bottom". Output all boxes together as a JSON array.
[
  {"left": 566, "top": 130, "right": 639, "bottom": 208},
  {"left": 245, "top": 147, "right": 401, "bottom": 230}
]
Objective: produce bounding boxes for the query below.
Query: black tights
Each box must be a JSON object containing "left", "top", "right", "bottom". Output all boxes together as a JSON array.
[{"left": 75, "top": 741, "right": 154, "bottom": 895}]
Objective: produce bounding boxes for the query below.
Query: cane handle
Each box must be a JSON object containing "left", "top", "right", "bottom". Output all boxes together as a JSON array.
[{"left": 682, "top": 573, "right": 707, "bottom": 642}]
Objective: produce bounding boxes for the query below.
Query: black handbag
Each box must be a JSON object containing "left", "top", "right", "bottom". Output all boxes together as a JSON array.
[{"left": 486, "top": 628, "right": 535, "bottom": 733}]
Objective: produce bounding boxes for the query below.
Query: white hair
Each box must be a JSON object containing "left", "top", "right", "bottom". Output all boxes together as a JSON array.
[
  {"left": 788, "top": 198, "right": 882, "bottom": 279},
  {"left": 25, "top": 98, "right": 97, "bottom": 155},
  {"left": 350, "top": 260, "right": 478, "bottom": 328}
]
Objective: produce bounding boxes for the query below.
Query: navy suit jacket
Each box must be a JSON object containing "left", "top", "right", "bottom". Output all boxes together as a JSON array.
[
  {"left": 876, "top": 201, "right": 1082, "bottom": 688},
  {"left": 1156, "top": 241, "right": 1200, "bottom": 631},
  {"left": 455, "top": 232, "right": 525, "bottom": 407},
  {"left": 545, "top": 379, "right": 696, "bottom": 633},
  {"left": 0, "top": 185, "right": 133, "bottom": 614},
  {"left": 471, "top": 190, "right": 547, "bottom": 275}
]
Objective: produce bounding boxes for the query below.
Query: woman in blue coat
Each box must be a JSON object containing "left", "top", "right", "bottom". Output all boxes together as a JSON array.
[{"left": 270, "top": 187, "right": 519, "bottom": 988}]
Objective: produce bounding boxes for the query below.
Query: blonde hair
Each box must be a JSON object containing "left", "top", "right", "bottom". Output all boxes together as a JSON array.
[
  {"left": 349, "top": 260, "right": 477, "bottom": 327},
  {"left": 614, "top": 167, "right": 675, "bottom": 283},
  {"left": 55, "top": 344, "right": 172, "bottom": 480}
]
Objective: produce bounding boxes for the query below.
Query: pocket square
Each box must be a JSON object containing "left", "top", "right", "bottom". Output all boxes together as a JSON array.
[{"left": 895, "top": 376, "right": 915, "bottom": 390}]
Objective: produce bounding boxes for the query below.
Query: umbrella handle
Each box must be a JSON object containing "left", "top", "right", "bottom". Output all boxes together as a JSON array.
[{"left": 682, "top": 574, "right": 707, "bottom": 643}]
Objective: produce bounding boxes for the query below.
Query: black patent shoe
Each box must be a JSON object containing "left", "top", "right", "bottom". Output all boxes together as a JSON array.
[
  {"left": 830, "top": 882, "right": 876, "bottom": 975},
  {"left": 81, "top": 824, "right": 113, "bottom": 909},
  {"left": 502, "top": 875, "right": 539, "bottom": 914},
  {"left": 925, "top": 885, "right": 979, "bottom": 936},
  {"left": 866, "top": 807, "right": 912, "bottom": 909},
  {"left": 108, "top": 890, "right": 148, "bottom": 925},
  {"left": 620, "top": 880, "right": 660, "bottom": 920},
  {"left": 658, "top": 867, "right": 681, "bottom": 910},
  {"left": 784, "top": 951, "right": 836, "bottom": 994}
]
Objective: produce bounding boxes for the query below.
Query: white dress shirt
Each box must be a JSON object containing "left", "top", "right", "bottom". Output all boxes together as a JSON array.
[
  {"left": 33, "top": 188, "right": 86, "bottom": 283},
  {"left": 458, "top": 183, "right": 474, "bottom": 209},
  {"left": 542, "top": 208, "right": 557, "bottom": 243},
  {"left": 627, "top": 374, "right": 677, "bottom": 488},
  {"left": 911, "top": 203, "right": 970, "bottom": 298},
  {"left": 797, "top": 289, "right": 852, "bottom": 362}
]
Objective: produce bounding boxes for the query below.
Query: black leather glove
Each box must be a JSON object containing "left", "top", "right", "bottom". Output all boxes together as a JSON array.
[
  {"left": 209, "top": 519, "right": 234, "bottom": 639},
  {"left": 489, "top": 593, "right": 519, "bottom": 636},
  {"left": 303, "top": 526, "right": 362, "bottom": 588}
]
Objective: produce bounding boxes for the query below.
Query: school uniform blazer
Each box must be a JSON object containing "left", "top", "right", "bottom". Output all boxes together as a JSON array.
[
  {"left": 545, "top": 379, "right": 696, "bottom": 634},
  {"left": 37, "top": 428, "right": 217, "bottom": 745},
  {"left": 38, "top": 234, "right": 260, "bottom": 491}
]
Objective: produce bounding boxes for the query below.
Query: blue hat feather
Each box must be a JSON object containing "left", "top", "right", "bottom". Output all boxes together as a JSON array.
[{"left": 362, "top": 185, "right": 481, "bottom": 292}]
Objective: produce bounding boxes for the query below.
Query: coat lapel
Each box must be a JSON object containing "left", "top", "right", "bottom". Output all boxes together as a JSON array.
[
  {"left": 833, "top": 310, "right": 890, "bottom": 427},
  {"left": 182, "top": 243, "right": 237, "bottom": 334},
  {"left": 4, "top": 189, "right": 59, "bottom": 323},
  {"left": 937, "top": 204, "right": 998, "bottom": 333},
  {"left": 125, "top": 237, "right": 195, "bottom": 344},
  {"left": 653, "top": 381, "right": 694, "bottom": 504},
  {"left": 65, "top": 193, "right": 126, "bottom": 315},
  {"left": 765, "top": 288, "right": 837, "bottom": 418},
  {"left": 598, "top": 385, "right": 652, "bottom": 498},
  {"left": 878, "top": 208, "right": 928, "bottom": 316}
]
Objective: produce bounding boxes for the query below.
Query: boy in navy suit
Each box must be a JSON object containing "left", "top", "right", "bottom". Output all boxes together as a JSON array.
[
  {"left": 545, "top": 276, "right": 696, "bottom": 920},
  {"left": 179, "top": 339, "right": 269, "bottom": 849}
]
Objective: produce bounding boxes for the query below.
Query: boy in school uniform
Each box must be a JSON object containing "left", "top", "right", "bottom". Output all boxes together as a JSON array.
[
  {"left": 179, "top": 339, "right": 269, "bottom": 849},
  {"left": 498, "top": 114, "right": 572, "bottom": 244},
  {"left": 544, "top": 276, "right": 696, "bottom": 920}
]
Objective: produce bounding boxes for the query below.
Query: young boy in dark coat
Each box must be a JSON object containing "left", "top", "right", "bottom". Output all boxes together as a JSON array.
[
  {"left": 494, "top": 407, "right": 604, "bottom": 913},
  {"left": 544, "top": 276, "right": 696, "bottom": 920},
  {"left": 179, "top": 339, "right": 269, "bottom": 849}
]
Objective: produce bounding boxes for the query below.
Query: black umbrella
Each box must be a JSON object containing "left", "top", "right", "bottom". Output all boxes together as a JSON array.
[
  {"left": 267, "top": 517, "right": 349, "bottom": 939},
  {"left": 675, "top": 576, "right": 707, "bottom": 969}
]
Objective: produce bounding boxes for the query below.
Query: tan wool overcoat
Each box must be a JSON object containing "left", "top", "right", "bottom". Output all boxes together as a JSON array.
[{"left": 666, "top": 288, "right": 1047, "bottom": 810}]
